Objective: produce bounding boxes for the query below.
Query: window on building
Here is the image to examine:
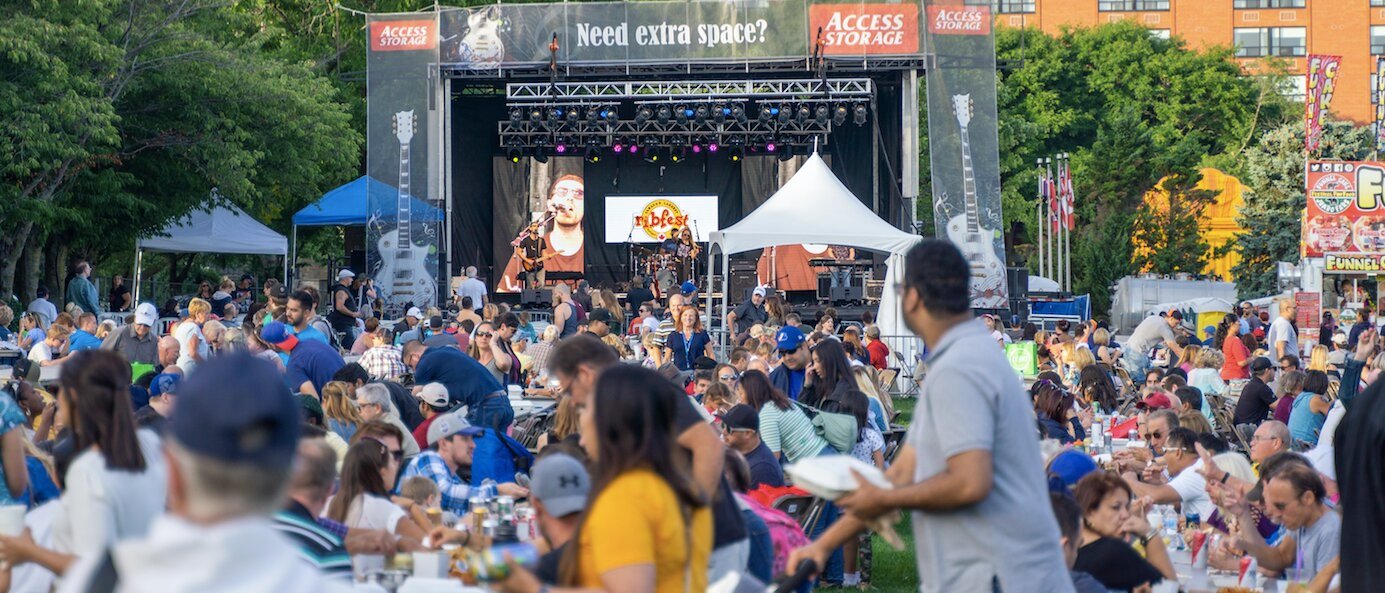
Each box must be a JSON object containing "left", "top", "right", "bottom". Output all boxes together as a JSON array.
[
  {"left": 996, "top": 0, "right": 1035, "bottom": 13},
  {"left": 1374, "top": 26, "right": 1385, "bottom": 55},
  {"left": 1150, "top": 29, "right": 1171, "bottom": 40},
  {"left": 1098, "top": 0, "right": 1171, "bottom": 11},
  {"left": 1374, "top": 0, "right": 1385, "bottom": 7},
  {"left": 1279, "top": 75, "right": 1306, "bottom": 103},
  {"left": 1234, "top": 27, "right": 1307, "bottom": 58},
  {"left": 1233, "top": 0, "right": 1305, "bottom": 8}
]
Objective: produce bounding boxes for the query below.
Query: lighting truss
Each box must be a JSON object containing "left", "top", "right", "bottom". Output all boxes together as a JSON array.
[{"left": 505, "top": 78, "right": 873, "bottom": 101}]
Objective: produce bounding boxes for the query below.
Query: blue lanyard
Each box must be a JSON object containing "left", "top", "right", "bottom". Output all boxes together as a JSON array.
[{"left": 683, "top": 332, "right": 695, "bottom": 366}]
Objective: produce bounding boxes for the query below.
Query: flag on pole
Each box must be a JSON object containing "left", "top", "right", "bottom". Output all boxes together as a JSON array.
[
  {"left": 1375, "top": 57, "right": 1385, "bottom": 153},
  {"left": 1060, "top": 157, "right": 1075, "bottom": 230},
  {"left": 1047, "top": 160, "right": 1061, "bottom": 233}
]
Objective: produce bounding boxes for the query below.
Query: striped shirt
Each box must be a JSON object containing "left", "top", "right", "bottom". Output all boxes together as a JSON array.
[
  {"left": 272, "top": 501, "right": 352, "bottom": 581},
  {"left": 757, "top": 403, "right": 829, "bottom": 464},
  {"left": 654, "top": 316, "right": 676, "bottom": 348}
]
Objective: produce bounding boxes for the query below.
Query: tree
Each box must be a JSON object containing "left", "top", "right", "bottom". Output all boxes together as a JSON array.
[
  {"left": 1233, "top": 120, "right": 1374, "bottom": 298},
  {"left": 0, "top": 0, "right": 361, "bottom": 302}
]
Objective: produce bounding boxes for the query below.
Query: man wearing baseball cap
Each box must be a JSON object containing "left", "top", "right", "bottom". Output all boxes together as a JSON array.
[
  {"left": 326, "top": 269, "right": 362, "bottom": 351},
  {"left": 720, "top": 404, "right": 784, "bottom": 489},
  {"left": 101, "top": 302, "right": 161, "bottom": 365},
  {"left": 726, "top": 285, "right": 769, "bottom": 339},
  {"left": 397, "top": 410, "right": 525, "bottom": 516},
  {"left": 1123, "top": 310, "right": 1186, "bottom": 381},
  {"left": 58, "top": 354, "right": 348, "bottom": 592},
  {"left": 394, "top": 307, "right": 425, "bottom": 346},
  {"left": 529, "top": 453, "right": 590, "bottom": 584},
  {"left": 134, "top": 372, "right": 181, "bottom": 432},
  {"left": 768, "top": 325, "right": 811, "bottom": 400},
  {"left": 261, "top": 321, "right": 345, "bottom": 398},
  {"left": 410, "top": 383, "right": 452, "bottom": 451},
  {"left": 1234, "top": 356, "right": 1279, "bottom": 426}
]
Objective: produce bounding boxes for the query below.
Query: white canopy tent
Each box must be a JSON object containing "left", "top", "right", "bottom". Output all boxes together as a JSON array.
[
  {"left": 133, "top": 204, "right": 289, "bottom": 302},
  {"left": 706, "top": 152, "right": 923, "bottom": 347}
]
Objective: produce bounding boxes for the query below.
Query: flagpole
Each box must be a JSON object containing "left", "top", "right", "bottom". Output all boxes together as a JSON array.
[
  {"left": 1045, "top": 157, "right": 1054, "bottom": 285},
  {"left": 1036, "top": 158, "right": 1045, "bottom": 282},
  {"left": 1062, "top": 153, "right": 1072, "bottom": 292}
]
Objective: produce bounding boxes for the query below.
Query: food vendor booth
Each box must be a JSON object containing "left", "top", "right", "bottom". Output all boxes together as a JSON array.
[{"left": 1301, "top": 160, "right": 1385, "bottom": 347}]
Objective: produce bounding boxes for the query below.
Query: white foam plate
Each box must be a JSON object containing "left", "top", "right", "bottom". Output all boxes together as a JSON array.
[{"left": 784, "top": 455, "right": 892, "bottom": 501}]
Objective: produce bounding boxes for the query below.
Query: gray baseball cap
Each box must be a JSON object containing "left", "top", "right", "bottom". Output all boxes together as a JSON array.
[{"left": 530, "top": 453, "right": 590, "bottom": 517}]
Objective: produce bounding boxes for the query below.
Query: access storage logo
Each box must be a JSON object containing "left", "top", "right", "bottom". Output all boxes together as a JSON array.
[
  {"left": 926, "top": 5, "right": 991, "bottom": 36},
  {"left": 370, "top": 19, "right": 437, "bottom": 52},
  {"left": 809, "top": 3, "right": 920, "bottom": 55}
]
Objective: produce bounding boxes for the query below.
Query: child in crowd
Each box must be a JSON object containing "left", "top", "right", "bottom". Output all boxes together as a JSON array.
[{"left": 399, "top": 476, "right": 452, "bottom": 526}]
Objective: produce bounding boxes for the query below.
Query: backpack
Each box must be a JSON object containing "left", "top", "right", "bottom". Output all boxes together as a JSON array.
[
  {"left": 738, "top": 493, "right": 810, "bottom": 577},
  {"left": 469, "top": 429, "right": 535, "bottom": 486}
]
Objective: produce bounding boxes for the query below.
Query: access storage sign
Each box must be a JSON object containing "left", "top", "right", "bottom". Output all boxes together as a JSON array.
[
  {"left": 435, "top": 0, "right": 926, "bottom": 69},
  {"left": 1303, "top": 161, "right": 1385, "bottom": 257}
]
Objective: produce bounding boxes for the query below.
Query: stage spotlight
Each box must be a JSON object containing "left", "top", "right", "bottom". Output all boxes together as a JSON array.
[
  {"left": 533, "top": 139, "right": 551, "bottom": 164},
  {"left": 529, "top": 107, "right": 544, "bottom": 123},
  {"left": 506, "top": 147, "right": 523, "bottom": 163},
  {"left": 691, "top": 143, "right": 703, "bottom": 154},
  {"left": 731, "top": 104, "right": 747, "bottom": 124},
  {"left": 547, "top": 107, "right": 564, "bottom": 126},
  {"left": 585, "top": 143, "right": 601, "bottom": 163},
  {"left": 832, "top": 104, "right": 848, "bottom": 126},
  {"left": 707, "top": 141, "right": 720, "bottom": 153},
  {"left": 675, "top": 106, "right": 690, "bottom": 125},
  {"left": 656, "top": 105, "right": 672, "bottom": 125},
  {"left": 758, "top": 105, "right": 774, "bottom": 124},
  {"left": 695, "top": 105, "right": 710, "bottom": 124},
  {"left": 509, "top": 108, "right": 523, "bottom": 125},
  {"left": 612, "top": 137, "right": 627, "bottom": 153},
  {"left": 671, "top": 144, "right": 688, "bottom": 163},
  {"left": 728, "top": 146, "right": 743, "bottom": 162},
  {"left": 814, "top": 104, "right": 829, "bottom": 125},
  {"left": 636, "top": 106, "right": 653, "bottom": 124},
  {"left": 853, "top": 103, "right": 868, "bottom": 126},
  {"left": 796, "top": 104, "right": 811, "bottom": 124},
  {"left": 765, "top": 138, "right": 777, "bottom": 153},
  {"left": 777, "top": 144, "right": 794, "bottom": 162},
  {"left": 777, "top": 106, "right": 791, "bottom": 125},
  {"left": 565, "top": 109, "right": 580, "bottom": 128},
  {"left": 586, "top": 105, "right": 601, "bottom": 124},
  {"left": 713, "top": 104, "right": 728, "bottom": 124},
  {"left": 640, "top": 136, "right": 659, "bottom": 158},
  {"left": 554, "top": 136, "right": 569, "bottom": 154}
]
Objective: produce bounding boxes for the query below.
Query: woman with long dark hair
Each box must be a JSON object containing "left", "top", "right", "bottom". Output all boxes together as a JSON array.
[
  {"left": 0, "top": 350, "right": 166, "bottom": 576},
  {"left": 805, "top": 339, "right": 855, "bottom": 409},
  {"left": 1077, "top": 365, "right": 1120, "bottom": 414},
  {"left": 738, "top": 371, "right": 830, "bottom": 463},
  {"left": 324, "top": 438, "right": 427, "bottom": 547},
  {"left": 498, "top": 364, "right": 711, "bottom": 593},
  {"left": 1216, "top": 313, "right": 1250, "bottom": 381}
]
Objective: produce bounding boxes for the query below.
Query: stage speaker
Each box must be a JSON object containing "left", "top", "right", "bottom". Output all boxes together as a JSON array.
[
  {"left": 729, "top": 268, "right": 757, "bottom": 302},
  {"left": 1006, "top": 267, "right": 1029, "bottom": 301},
  {"left": 520, "top": 289, "right": 552, "bottom": 307},
  {"left": 830, "top": 285, "right": 864, "bottom": 304},
  {"left": 817, "top": 274, "right": 832, "bottom": 301}
]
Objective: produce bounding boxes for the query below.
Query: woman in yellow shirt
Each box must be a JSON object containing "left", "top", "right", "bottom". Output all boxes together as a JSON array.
[{"left": 500, "top": 365, "right": 712, "bottom": 593}]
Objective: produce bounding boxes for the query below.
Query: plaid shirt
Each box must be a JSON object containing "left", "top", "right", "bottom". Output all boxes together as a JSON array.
[
  {"left": 358, "top": 345, "right": 406, "bottom": 381},
  {"left": 399, "top": 450, "right": 470, "bottom": 516}
]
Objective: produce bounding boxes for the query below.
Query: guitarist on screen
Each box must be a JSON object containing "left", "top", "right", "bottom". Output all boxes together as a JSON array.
[{"left": 515, "top": 220, "right": 549, "bottom": 290}]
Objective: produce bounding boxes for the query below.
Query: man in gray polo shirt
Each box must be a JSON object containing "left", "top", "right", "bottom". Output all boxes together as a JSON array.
[{"left": 789, "top": 240, "right": 1074, "bottom": 593}]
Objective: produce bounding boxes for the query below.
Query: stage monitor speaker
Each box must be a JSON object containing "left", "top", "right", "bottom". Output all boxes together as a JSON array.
[
  {"left": 1006, "top": 267, "right": 1029, "bottom": 301},
  {"left": 817, "top": 274, "right": 832, "bottom": 301},
  {"left": 830, "top": 285, "right": 864, "bottom": 303},
  {"left": 520, "top": 289, "right": 552, "bottom": 307},
  {"left": 729, "top": 268, "right": 757, "bottom": 302}
]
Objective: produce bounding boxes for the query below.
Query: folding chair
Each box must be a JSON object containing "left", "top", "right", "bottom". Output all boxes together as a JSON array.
[
  {"left": 512, "top": 408, "right": 556, "bottom": 452},
  {"left": 876, "top": 368, "right": 898, "bottom": 393},
  {"left": 892, "top": 351, "right": 922, "bottom": 398},
  {"left": 772, "top": 495, "right": 827, "bottom": 534},
  {"left": 882, "top": 428, "right": 907, "bottom": 463}
]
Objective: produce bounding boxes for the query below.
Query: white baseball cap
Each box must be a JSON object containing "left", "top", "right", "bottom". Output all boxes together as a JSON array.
[
  {"left": 419, "top": 382, "right": 450, "bottom": 408},
  {"left": 406, "top": 307, "right": 423, "bottom": 319},
  {"left": 134, "top": 303, "right": 158, "bottom": 327},
  {"left": 753, "top": 286, "right": 767, "bottom": 297}
]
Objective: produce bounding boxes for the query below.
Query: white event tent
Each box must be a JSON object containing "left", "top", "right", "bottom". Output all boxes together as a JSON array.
[
  {"left": 705, "top": 152, "right": 922, "bottom": 347},
  {"left": 133, "top": 204, "right": 289, "bottom": 302}
]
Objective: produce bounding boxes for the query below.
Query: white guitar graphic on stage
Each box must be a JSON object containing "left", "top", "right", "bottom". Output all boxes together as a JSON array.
[
  {"left": 945, "top": 94, "right": 1007, "bottom": 309},
  {"left": 376, "top": 110, "right": 436, "bottom": 311}
]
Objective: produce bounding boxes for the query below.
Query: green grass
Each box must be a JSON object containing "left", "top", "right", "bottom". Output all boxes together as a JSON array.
[{"left": 818, "top": 396, "right": 920, "bottom": 592}]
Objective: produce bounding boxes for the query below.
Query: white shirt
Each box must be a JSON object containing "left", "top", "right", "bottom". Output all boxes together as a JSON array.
[
  {"left": 173, "top": 320, "right": 210, "bottom": 374},
  {"left": 28, "top": 341, "right": 53, "bottom": 363},
  {"left": 57, "top": 515, "right": 352, "bottom": 593},
  {"left": 53, "top": 430, "right": 167, "bottom": 560},
  {"left": 1168, "top": 459, "right": 1215, "bottom": 520},
  {"left": 324, "top": 493, "right": 406, "bottom": 534},
  {"left": 11, "top": 501, "right": 59, "bottom": 593},
  {"left": 26, "top": 298, "right": 57, "bottom": 329},
  {"left": 457, "top": 277, "right": 487, "bottom": 311},
  {"left": 1267, "top": 316, "right": 1298, "bottom": 357}
]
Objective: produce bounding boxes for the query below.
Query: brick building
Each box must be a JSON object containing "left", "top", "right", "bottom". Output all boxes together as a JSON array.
[{"left": 995, "top": 0, "right": 1385, "bottom": 123}]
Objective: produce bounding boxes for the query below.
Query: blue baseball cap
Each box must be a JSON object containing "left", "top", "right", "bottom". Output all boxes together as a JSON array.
[
  {"left": 169, "top": 353, "right": 301, "bottom": 469},
  {"left": 150, "top": 373, "right": 180, "bottom": 398},
  {"left": 260, "top": 321, "right": 298, "bottom": 351},
  {"left": 776, "top": 325, "right": 806, "bottom": 352},
  {"left": 1047, "top": 449, "right": 1099, "bottom": 490},
  {"left": 680, "top": 280, "right": 697, "bottom": 295}
]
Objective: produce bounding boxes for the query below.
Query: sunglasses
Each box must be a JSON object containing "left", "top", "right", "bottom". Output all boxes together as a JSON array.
[
  {"left": 477, "top": 332, "right": 493, "bottom": 338},
  {"left": 387, "top": 449, "right": 404, "bottom": 463},
  {"left": 719, "top": 374, "right": 739, "bottom": 382}
]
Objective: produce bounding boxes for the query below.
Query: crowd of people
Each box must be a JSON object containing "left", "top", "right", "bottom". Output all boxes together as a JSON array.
[{"left": 0, "top": 240, "right": 1381, "bottom": 593}]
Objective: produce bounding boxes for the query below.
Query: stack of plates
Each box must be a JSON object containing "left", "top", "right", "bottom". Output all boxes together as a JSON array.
[{"left": 783, "top": 455, "right": 892, "bottom": 500}]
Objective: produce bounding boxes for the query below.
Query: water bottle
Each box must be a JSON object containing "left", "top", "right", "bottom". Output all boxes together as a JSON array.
[
  {"left": 1162, "top": 506, "right": 1184, "bottom": 550},
  {"left": 1092, "top": 418, "right": 1106, "bottom": 455}
]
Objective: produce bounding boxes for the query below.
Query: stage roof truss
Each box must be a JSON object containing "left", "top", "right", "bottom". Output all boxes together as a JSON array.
[{"left": 505, "top": 78, "right": 872, "bottom": 102}]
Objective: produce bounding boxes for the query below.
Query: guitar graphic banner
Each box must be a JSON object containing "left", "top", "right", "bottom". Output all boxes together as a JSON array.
[
  {"left": 367, "top": 13, "right": 444, "bottom": 315},
  {"left": 924, "top": 0, "right": 1008, "bottom": 310}
]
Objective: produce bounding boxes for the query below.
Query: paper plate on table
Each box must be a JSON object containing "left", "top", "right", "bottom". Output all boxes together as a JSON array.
[{"left": 784, "top": 455, "right": 892, "bottom": 501}]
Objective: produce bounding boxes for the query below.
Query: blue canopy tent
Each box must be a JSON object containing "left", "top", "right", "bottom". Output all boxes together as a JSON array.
[{"left": 290, "top": 175, "right": 445, "bottom": 283}]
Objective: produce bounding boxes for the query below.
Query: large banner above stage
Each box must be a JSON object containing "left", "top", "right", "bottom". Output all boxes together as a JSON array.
[
  {"left": 604, "top": 195, "right": 720, "bottom": 244},
  {"left": 437, "top": 0, "right": 922, "bottom": 69},
  {"left": 1303, "top": 160, "right": 1385, "bottom": 258},
  {"left": 924, "top": 0, "right": 1007, "bottom": 309},
  {"left": 367, "top": 13, "right": 445, "bottom": 314}
]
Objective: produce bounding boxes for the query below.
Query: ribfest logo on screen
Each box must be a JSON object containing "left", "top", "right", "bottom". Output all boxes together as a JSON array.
[
  {"left": 925, "top": 4, "right": 990, "bottom": 36},
  {"left": 809, "top": 4, "right": 920, "bottom": 54},
  {"left": 370, "top": 19, "right": 437, "bottom": 51},
  {"left": 635, "top": 199, "right": 691, "bottom": 240}
]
